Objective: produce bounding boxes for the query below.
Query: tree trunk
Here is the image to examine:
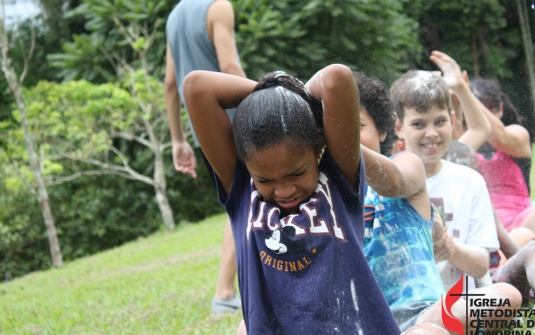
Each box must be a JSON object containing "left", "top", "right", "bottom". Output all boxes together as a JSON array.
[
  {"left": 153, "top": 149, "right": 175, "bottom": 231},
  {"left": 0, "top": 49, "right": 63, "bottom": 268},
  {"left": 471, "top": 35, "right": 480, "bottom": 77},
  {"left": 516, "top": 0, "right": 535, "bottom": 120},
  {"left": 478, "top": 26, "right": 489, "bottom": 75}
]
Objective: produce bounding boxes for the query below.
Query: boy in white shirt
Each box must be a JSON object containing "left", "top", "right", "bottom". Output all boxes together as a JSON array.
[{"left": 389, "top": 68, "right": 522, "bottom": 333}]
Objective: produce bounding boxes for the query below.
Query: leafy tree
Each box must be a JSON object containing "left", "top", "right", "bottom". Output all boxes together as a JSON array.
[
  {"left": 234, "top": 0, "right": 421, "bottom": 83},
  {"left": 4, "top": 75, "right": 179, "bottom": 231},
  {"left": 0, "top": 13, "right": 64, "bottom": 268},
  {"left": 51, "top": 0, "right": 421, "bottom": 84},
  {"left": 49, "top": 0, "right": 170, "bottom": 82},
  {"left": 416, "top": 0, "right": 508, "bottom": 76}
]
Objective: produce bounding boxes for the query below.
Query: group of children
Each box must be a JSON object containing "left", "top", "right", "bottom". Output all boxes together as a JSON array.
[{"left": 181, "top": 50, "right": 535, "bottom": 334}]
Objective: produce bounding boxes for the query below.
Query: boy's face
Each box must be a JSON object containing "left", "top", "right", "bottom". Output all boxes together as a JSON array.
[{"left": 400, "top": 106, "right": 453, "bottom": 166}]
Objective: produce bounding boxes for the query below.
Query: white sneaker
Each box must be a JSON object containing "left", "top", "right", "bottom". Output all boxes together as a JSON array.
[{"left": 211, "top": 295, "right": 241, "bottom": 313}]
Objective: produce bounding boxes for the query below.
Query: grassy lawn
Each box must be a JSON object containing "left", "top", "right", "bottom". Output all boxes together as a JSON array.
[{"left": 0, "top": 213, "right": 242, "bottom": 335}]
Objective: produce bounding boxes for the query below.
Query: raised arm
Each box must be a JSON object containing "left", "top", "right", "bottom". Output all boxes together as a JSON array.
[
  {"left": 477, "top": 99, "right": 531, "bottom": 158},
  {"left": 362, "top": 147, "right": 425, "bottom": 197},
  {"left": 183, "top": 71, "right": 256, "bottom": 195},
  {"left": 362, "top": 147, "right": 431, "bottom": 219},
  {"left": 306, "top": 65, "right": 361, "bottom": 188},
  {"left": 430, "top": 51, "right": 491, "bottom": 151},
  {"left": 207, "top": 0, "right": 246, "bottom": 78},
  {"left": 164, "top": 43, "right": 197, "bottom": 178}
]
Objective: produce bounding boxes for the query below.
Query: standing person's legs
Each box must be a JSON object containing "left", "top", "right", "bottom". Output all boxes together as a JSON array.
[
  {"left": 212, "top": 218, "right": 241, "bottom": 313},
  {"left": 199, "top": 151, "right": 240, "bottom": 313}
]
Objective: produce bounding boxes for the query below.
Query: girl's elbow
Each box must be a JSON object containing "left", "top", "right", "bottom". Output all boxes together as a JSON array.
[{"left": 322, "top": 64, "right": 354, "bottom": 90}]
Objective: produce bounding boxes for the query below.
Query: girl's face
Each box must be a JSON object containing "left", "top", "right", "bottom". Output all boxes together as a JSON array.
[
  {"left": 491, "top": 103, "right": 504, "bottom": 119},
  {"left": 245, "top": 141, "right": 319, "bottom": 215},
  {"left": 360, "top": 107, "right": 387, "bottom": 153}
]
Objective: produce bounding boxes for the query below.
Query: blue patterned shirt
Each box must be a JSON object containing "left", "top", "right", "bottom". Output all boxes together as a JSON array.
[{"left": 363, "top": 187, "right": 445, "bottom": 308}]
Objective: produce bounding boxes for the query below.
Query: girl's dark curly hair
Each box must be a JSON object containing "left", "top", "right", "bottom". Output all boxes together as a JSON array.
[
  {"left": 352, "top": 72, "right": 396, "bottom": 156},
  {"left": 233, "top": 71, "right": 325, "bottom": 162}
]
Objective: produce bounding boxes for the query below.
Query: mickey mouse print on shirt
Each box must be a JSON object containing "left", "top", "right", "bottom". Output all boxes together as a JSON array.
[{"left": 247, "top": 172, "right": 348, "bottom": 274}]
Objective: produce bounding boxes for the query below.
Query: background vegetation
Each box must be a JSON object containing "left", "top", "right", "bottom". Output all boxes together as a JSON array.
[{"left": 1, "top": 0, "right": 535, "bottom": 280}]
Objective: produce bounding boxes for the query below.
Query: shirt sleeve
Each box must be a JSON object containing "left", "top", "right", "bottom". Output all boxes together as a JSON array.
[{"left": 214, "top": 158, "right": 249, "bottom": 219}]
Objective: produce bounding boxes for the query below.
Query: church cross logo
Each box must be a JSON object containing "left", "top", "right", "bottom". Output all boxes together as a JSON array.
[{"left": 441, "top": 273, "right": 484, "bottom": 335}]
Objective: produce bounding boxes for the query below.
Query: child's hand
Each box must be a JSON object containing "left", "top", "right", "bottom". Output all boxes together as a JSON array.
[
  {"left": 429, "top": 51, "right": 465, "bottom": 90},
  {"left": 462, "top": 69, "right": 470, "bottom": 84},
  {"left": 433, "top": 232, "right": 455, "bottom": 262}
]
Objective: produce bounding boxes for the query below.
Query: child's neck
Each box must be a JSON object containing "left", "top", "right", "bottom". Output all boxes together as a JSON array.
[{"left": 424, "top": 159, "right": 443, "bottom": 179}]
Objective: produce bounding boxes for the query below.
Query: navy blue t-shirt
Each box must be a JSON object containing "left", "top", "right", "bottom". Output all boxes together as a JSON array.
[{"left": 216, "top": 150, "right": 400, "bottom": 335}]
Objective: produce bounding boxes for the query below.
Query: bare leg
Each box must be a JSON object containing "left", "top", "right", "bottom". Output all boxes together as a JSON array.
[
  {"left": 237, "top": 320, "right": 246, "bottom": 335},
  {"left": 520, "top": 207, "right": 535, "bottom": 235},
  {"left": 215, "top": 217, "right": 236, "bottom": 298},
  {"left": 402, "top": 323, "right": 449, "bottom": 335},
  {"left": 416, "top": 283, "right": 521, "bottom": 334},
  {"left": 509, "top": 227, "right": 535, "bottom": 249},
  {"left": 493, "top": 241, "right": 535, "bottom": 303},
  {"left": 212, "top": 217, "right": 240, "bottom": 313}
]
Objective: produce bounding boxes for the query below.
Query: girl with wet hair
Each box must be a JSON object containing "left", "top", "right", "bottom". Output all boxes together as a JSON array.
[
  {"left": 470, "top": 78, "right": 534, "bottom": 236},
  {"left": 183, "top": 66, "right": 400, "bottom": 334}
]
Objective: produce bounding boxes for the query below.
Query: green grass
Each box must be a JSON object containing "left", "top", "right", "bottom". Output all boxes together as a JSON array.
[{"left": 0, "top": 213, "right": 242, "bottom": 335}]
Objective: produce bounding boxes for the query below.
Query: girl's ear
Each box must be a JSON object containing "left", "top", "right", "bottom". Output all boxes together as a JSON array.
[
  {"left": 395, "top": 118, "right": 404, "bottom": 139},
  {"left": 379, "top": 132, "right": 387, "bottom": 142}
]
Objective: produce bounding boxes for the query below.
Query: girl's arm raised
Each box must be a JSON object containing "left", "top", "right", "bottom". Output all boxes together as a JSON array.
[
  {"left": 183, "top": 71, "right": 257, "bottom": 195},
  {"left": 362, "top": 146, "right": 431, "bottom": 220},
  {"left": 306, "top": 65, "right": 361, "bottom": 188},
  {"left": 480, "top": 101, "right": 531, "bottom": 158}
]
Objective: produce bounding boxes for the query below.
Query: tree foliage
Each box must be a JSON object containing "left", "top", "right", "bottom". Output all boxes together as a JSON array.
[
  {"left": 413, "top": 0, "right": 535, "bottom": 139},
  {"left": 49, "top": 0, "right": 171, "bottom": 82},
  {"left": 50, "top": 0, "right": 421, "bottom": 83},
  {"left": 5, "top": 74, "right": 180, "bottom": 230}
]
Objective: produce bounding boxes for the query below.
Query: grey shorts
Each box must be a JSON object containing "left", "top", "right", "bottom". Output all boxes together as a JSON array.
[{"left": 391, "top": 301, "right": 435, "bottom": 332}]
